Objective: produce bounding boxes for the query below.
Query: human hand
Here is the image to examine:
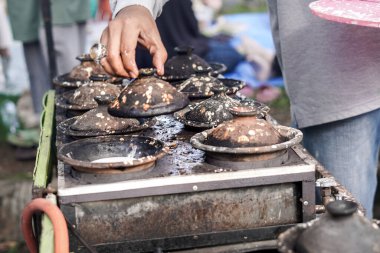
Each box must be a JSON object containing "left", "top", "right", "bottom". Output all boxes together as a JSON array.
[{"left": 100, "top": 5, "right": 167, "bottom": 78}]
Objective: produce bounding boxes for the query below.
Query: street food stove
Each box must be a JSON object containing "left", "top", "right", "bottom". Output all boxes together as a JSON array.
[{"left": 55, "top": 112, "right": 360, "bottom": 253}]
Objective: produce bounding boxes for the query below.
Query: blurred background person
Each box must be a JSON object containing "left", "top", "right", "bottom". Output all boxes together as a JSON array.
[
  {"left": 7, "top": 0, "right": 50, "bottom": 116},
  {"left": 136, "top": 0, "right": 275, "bottom": 82},
  {"left": 39, "top": 0, "right": 91, "bottom": 75},
  {"left": 0, "top": 0, "right": 12, "bottom": 90},
  {"left": 7, "top": 0, "right": 91, "bottom": 115}
]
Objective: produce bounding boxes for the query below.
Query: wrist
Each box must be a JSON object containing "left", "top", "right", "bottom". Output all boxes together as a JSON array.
[
  {"left": 116, "top": 4, "right": 153, "bottom": 18},
  {"left": 112, "top": 0, "right": 155, "bottom": 19}
]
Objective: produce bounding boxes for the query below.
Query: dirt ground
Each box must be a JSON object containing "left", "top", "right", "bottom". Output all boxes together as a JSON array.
[
  {"left": 0, "top": 143, "right": 33, "bottom": 253},
  {"left": 0, "top": 143, "right": 34, "bottom": 179}
]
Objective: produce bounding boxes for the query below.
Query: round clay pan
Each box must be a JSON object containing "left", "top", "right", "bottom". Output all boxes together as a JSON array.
[
  {"left": 58, "top": 135, "right": 169, "bottom": 174},
  {"left": 309, "top": 0, "right": 380, "bottom": 28},
  {"left": 190, "top": 125, "right": 303, "bottom": 154},
  {"left": 58, "top": 117, "right": 157, "bottom": 137}
]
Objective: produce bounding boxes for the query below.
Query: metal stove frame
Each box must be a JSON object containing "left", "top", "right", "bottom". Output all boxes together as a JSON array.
[{"left": 32, "top": 91, "right": 362, "bottom": 253}]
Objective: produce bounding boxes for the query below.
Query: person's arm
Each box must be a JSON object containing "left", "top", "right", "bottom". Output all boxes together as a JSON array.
[
  {"left": 0, "top": 3, "right": 12, "bottom": 58},
  {"left": 101, "top": 0, "right": 168, "bottom": 78}
]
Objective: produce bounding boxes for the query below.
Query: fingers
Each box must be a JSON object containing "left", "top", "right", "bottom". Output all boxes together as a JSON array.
[
  {"left": 148, "top": 45, "right": 167, "bottom": 76},
  {"left": 99, "top": 5, "right": 168, "bottom": 78},
  {"left": 106, "top": 21, "right": 130, "bottom": 77},
  {"left": 151, "top": 43, "right": 168, "bottom": 76},
  {"left": 139, "top": 28, "right": 168, "bottom": 76},
  {"left": 99, "top": 28, "right": 115, "bottom": 75},
  {"left": 120, "top": 25, "right": 139, "bottom": 78}
]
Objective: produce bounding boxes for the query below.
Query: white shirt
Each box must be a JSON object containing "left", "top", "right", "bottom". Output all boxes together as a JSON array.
[{"left": 110, "top": 0, "right": 168, "bottom": 19}]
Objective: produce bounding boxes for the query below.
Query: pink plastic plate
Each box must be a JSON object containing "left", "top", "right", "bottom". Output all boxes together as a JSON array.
[{"left": 309, "top": 0, "right": 380, "bottom": 28}]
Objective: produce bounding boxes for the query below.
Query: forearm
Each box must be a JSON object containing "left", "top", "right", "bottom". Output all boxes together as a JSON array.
[
  {"left": 109, "top": 0, "right": 169, "bottom": 19},
  {"left": 0, "top": 5, "right": 12, "bottom": 50}
]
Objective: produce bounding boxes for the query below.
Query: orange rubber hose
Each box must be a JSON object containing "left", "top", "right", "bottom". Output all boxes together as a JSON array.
[{"left": 21, "top": 198, "right": 69, "bottom": 253}]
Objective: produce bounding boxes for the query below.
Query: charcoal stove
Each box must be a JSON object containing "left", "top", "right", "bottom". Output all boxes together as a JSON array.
[{"left": 56, "top": 112, "right": 319, "bottom": 253}]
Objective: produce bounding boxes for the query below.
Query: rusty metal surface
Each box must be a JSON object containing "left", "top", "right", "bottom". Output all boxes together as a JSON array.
[
  {"left": 63, "top": 184, "right": 299, "bottom": 244},
  {"left": 290, "top": 145, "right": 365, "bottom": 214}
]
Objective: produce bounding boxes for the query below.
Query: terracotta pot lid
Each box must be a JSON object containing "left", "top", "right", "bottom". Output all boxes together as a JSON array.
[
  {"left": 309, "top": 0, "right": 380, "bottom": 28},
  {"left": 278, "top": 200, "right": 380, "bottom": 253},
  {"left": 53, "top": 54, "right": 120, "bottom": 88},
  {"left": 162, "top": 46, "right": 227, "bottom": 81},
  {"left": 56, "top": 76, "right": 121, "bottom": 110},
  {"left": 204, "top": 117, "right": 284, "bottom": 148},
  {"left": 58, "top": 94, "right": 156, "bottom": 137},
  {"left": 190, "top": 124, "right": 303, "bottom": 154},
  {"left": 228, "top": 99, "right": 270, "bottom": 118},
  {"left": 58, "top": 135, "right": 169, "bottom": 174},
  {"left": 68, "top": 54, "right": 107, "bottom": 80},
  {"left": 65, "top": 75, "right": 120, "bottom": 106},
  {"left": 174, "top": 87, "right": 240, "bottom": 129},
  {"left": 108, "top": 68, "right": 189, "bottom": 118},
  {"left": 176, "top": 69, "right": 245, "bottom": 99},
  {"left": 176, "top": 69, "right": 224, "bottom": 98},
  {"left": 163, "top": 46, "right": 211, "bottom": 80},
  {"left": 70, "top": 95, "right": 140, "bottom": 132}
]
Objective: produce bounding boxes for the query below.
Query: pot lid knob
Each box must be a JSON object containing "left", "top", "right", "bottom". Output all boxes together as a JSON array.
[
  {"left": 89, "top": 43, "right": 107, "bottom": 64},
  {"left": 138, "top": 68, "right": 157, "bottom": 77},
  {"left": 194, "top": 67, "right": 212, "bottom": 75},
  {"left": 174, "top": 46, "right": 194, "bottom": 55},
  {"left": 89, "top": 74, "right": 109, "bottom": 82},
  {"left": 326, "top": 200, "right": 358, "bottom": 217},
  {"left": 76, "top": 54, "right": 93, "bottom": 62},
  {"left": 211, "top": 85, "right": 226, "bottom": 95},
  {"left": 94, "top": 95, "right": 116, "bottom": 106}
]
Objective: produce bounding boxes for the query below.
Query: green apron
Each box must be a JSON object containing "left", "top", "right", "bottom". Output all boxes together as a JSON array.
[
  {"left": 7, "top": 0, "right": 40, "bottom": 42},
  {"left": 6, "top": 0, "right": 91, "bottom": 42}
]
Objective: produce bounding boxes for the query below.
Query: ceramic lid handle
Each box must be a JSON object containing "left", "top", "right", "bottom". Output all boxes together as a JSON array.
[
  {"left": 326, "top": 200, "right": 358, "bottom": 217},
  {"left": 174, "top": 46, "right": 194, "bottom": 55},
  {"left": 94, "top": 95, "right": 116, "bottom": 105},
  {"left": 138, "top": 68, "right": 157, "bottom": 77}
]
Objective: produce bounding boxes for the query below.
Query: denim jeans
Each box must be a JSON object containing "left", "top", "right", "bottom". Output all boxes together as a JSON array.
[{"left": 301, "top": 108, "right": 380, "bottom": 218}]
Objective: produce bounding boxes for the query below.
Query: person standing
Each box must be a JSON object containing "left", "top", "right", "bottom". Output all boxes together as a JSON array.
[
  {"left": 267, "top": 0, "right": 380, "bottom": 218},
  {"left": 7, "top": 0, "right": 50, "bottom": 114},
  {"left": 7, "top": 0, "right": 91, "bottom": 113},
  {"left": 0, "top": 0, "right": 12, "bottom": 90},
  {"left": 39, "top": 0, "right": 91, "bottom": 75}
]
